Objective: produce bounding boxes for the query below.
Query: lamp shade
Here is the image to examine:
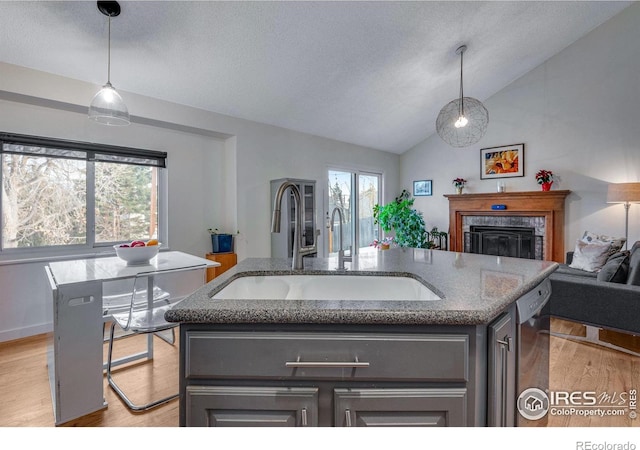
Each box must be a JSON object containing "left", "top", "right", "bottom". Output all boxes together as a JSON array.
[
  {"left": 88, "top": 82, "right": 130, "bottom": 126},
  {"left": 606, "top": 183, "right": 640, "bottom": 203}
]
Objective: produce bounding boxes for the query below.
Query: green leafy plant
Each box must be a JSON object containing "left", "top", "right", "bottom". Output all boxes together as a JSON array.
[{"left": 373, "top": 190, "right": 430, "bottom": 248}]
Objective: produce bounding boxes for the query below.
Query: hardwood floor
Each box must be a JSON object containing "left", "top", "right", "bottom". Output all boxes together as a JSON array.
[
  {"left": 0, "top": 318, "right": 638, "bottom": 427},
  {"left": 548, "top": 318, "right": 640, "bottom": 427},
  {"left": 0, "top": 330, "right": 180, "bottom": 427}
]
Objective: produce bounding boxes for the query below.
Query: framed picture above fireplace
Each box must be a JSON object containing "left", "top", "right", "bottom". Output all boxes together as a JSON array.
[{"left": 480, "top": 143, "right": 524, "bottom": 179}]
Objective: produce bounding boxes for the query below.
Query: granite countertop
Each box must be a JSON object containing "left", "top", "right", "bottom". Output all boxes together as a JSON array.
[{"left": 166, "top": 248, "right": 558, "bottom": 326}]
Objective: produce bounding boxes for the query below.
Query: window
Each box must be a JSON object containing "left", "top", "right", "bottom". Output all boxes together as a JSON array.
[
  {"left": 0, "top": 133, "right": 166, "bottom": 258},
  {"left": 328, "top": 169, "right": 381, "bottom": 254}
]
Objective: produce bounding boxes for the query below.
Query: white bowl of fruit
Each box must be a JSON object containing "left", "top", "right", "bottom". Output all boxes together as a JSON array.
[{"left": 114, "top": 239, "right": 160, "bottom": 266}]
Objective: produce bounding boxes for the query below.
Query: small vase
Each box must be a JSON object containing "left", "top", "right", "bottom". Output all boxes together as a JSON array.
[
  {"left": 541, "top": 182, "right": 553, "bottom": 191},
  {"left": 380, "top": 243, "right": 390, "bottom": 250},
  {"left": 456, "top": 187, "right": 463, "bottom": 195}
]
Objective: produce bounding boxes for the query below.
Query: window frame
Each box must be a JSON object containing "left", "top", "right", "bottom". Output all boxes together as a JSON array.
[{"left": 0, "top": 132, "right": 168, "bottom": 263}]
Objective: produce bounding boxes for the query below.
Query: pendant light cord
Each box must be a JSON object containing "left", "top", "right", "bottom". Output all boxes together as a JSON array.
[
  {"left": 107, "top": 15, "right": 112, "bottom": 85},
  {"left": 459, "top": 49, "right": 464, "bottom": 117}
]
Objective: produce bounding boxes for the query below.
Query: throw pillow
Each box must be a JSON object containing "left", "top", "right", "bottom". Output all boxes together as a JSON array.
[
  {"left": 627, "top": 242, "right": 640, "bottom": 286},
  {"left": 569, "top": 239, "right": 612, "bottom": 272},
  {"left": 597, "top": 251, "right": 630, "bottom": 283},
  {"left": 581, "top": 231, "right": 626, "bottom": 256}
]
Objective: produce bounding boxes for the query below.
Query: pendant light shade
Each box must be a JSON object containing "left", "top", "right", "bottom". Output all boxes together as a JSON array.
[
  {"left": 88, "top": 1, "right": 130, "bottom": 126},
  {"left": 89, "top": 81, "right": 130, "bottom": 125},
  {"left": 436, "top": 45, "right": 488, "bottom": 148}
]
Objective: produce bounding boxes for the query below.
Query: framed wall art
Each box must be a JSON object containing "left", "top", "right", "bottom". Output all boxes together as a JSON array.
[
  {"left": 480, "top": 143, "right": 524, "bottom": 179},
  {"left": 413, "top": 180, "right": 432, "bottom": 196}
]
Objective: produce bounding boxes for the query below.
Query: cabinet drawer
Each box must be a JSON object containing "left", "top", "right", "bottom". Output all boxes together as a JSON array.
[{"left": 185, "top": 331, "right": 468, "bottom": 381}]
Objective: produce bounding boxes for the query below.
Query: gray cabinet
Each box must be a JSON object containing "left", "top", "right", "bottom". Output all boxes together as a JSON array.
[
  {"left": 180, "top": 328, "right": 479, "bottom": 427},
  {"left": 270, "top": 178, "right": 317, "bottom": 258},
  {"left": 334, "top": 388, "right": 467, "bottom": 427},
  {"left": 186, "top": 386, "right": 318, "bottom": 427},
  {"left": 487, "top": 305, "right": 517, "bottom": 427}
]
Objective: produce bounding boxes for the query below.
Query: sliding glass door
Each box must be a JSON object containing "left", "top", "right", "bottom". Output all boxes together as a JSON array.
[{"left": 328, "top": 169, "right": 380, "bottom": 255}]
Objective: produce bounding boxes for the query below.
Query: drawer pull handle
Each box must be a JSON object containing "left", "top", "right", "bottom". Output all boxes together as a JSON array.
[
  {"left": 345, "top": 409, "right": 352, "bottom": 427},
  {"left": 301, "top": 408, "right": 308, "bottom": 427},
  {"left": 285, "top": 356, "right": 369, "bottom": 368}
]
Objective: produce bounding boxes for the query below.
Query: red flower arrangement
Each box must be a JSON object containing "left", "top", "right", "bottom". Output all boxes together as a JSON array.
[{"left": 535, "top": 170, "right": 554, "bottom": 185}]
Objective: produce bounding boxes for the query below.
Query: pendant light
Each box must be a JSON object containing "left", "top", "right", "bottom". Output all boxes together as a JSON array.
[
  {"left": 88, "top": 1, "right": 130, "bottom": 126},
  {"left": 436, "top": 45, "right": 488, "bottom": 147}
]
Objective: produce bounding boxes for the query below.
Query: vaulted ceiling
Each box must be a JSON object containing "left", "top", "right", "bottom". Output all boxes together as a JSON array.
[{"left": 0, "top": 1, "right": 633, "bottom": 153}]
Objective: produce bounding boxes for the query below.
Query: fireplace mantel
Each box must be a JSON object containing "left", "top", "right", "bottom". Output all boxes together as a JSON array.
[{"left": 444, "top": 190, "right": 571, "bottom": 263}]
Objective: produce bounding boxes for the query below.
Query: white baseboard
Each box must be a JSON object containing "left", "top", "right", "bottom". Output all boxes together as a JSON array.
[{"left": 0, "top": 322, "right": 52, "bottom": 343}]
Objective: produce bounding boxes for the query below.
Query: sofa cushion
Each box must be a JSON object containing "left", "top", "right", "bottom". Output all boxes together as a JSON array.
[
  {"left": 626, "top": 241, "right": 640, "bottom": 286},
  {"left": 597, "top": 251, "right": 630, "bottom": 283},
  {"left": 555, "top": 264, "right": 598, "bottom": 279},
  {"left": 582, "top": 231, "right": 626, "bottom": 256},
  {"left": 569, "top": 239, "right": 612, "bottom": 272}
]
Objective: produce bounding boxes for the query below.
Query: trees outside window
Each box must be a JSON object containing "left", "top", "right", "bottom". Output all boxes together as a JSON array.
[{"left": 1, "top": 134, "right": 165, "bottom": 256}]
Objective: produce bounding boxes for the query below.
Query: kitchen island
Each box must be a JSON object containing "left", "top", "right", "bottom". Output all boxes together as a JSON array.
[{"left": 166, "top": 248, "right": 558, "bottom": 427}]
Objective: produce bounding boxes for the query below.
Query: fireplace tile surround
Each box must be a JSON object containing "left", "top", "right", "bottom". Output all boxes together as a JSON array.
[{"left": 444, "top": 190, "right": 571, "bottom": 263}]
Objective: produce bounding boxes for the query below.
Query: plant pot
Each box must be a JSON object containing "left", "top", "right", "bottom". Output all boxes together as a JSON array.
[
  {"left": 211, "top": 234, "right": 233, "bottom": 253},
  {"left": 541, "top": 182, "right": 553, "bottom": 191},
  {"left": 380, "top": 243, "right": 390, "bottom": 250}
]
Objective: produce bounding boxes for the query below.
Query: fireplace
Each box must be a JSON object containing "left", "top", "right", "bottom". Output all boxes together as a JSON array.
[
  {"left": 466, "top": 225, "right": 542, "bottom": 259},
  {"left": 444, "top": 190, "right": 570, "bottom": 263}
]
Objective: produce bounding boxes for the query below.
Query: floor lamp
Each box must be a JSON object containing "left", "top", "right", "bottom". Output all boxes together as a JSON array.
[{"left": 607, "top": 182, "right": 640, "bottom": 250}]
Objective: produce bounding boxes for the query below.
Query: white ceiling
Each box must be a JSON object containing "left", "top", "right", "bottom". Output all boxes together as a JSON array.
[{"left": 0, "top": 1, "right": 633, "bottom": 154}]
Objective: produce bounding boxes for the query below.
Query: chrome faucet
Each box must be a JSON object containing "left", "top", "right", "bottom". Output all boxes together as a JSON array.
[
  {"left": 330, "top": 206, "right": 352, "bottom": 271},
  {"left": 271, "top": 181, "right": 318, "bottom": 270}
]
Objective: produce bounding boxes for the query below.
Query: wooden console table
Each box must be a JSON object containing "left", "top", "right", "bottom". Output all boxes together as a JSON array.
[{"left": 444, "top": 190, "right": 571, "bottom": 263}]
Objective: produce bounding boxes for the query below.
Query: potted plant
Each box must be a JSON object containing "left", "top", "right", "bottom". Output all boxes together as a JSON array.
[
  {"left": 535, "top": 170, "right": 554, "bottom": 191},
  {"left": 370, "top": 236, "right": 394, "bottom": 250},
  {"left": 208, "top": 228, "right": 238, "bottom": 253},
  {"left": 452, "top": 178, "right": 467, "bottom": 195},
  {"left": 373, "top": 190, "right": 430, "bottom": 248}
]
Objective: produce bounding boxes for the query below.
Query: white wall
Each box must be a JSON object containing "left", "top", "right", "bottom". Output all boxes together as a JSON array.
[
  {"left": 401, "top": 4, "right": 640, "bottom": 250},
  {"left": 0, "top": 63, "right": 399, "bottom": 341}
]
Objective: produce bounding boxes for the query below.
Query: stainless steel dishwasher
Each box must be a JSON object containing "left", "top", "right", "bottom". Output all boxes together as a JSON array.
[{"left": 516, "top": 278, "right": 551, "bottom": 426}]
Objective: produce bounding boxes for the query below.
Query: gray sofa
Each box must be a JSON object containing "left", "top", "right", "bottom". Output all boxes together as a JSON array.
[{"left": 549, "top": 241, "right": 640, "bottom": 353}]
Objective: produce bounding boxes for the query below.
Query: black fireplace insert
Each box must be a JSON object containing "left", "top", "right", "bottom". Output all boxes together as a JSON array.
[{"left": 466, "top": 226, "right": 541, "bottom": 259}]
